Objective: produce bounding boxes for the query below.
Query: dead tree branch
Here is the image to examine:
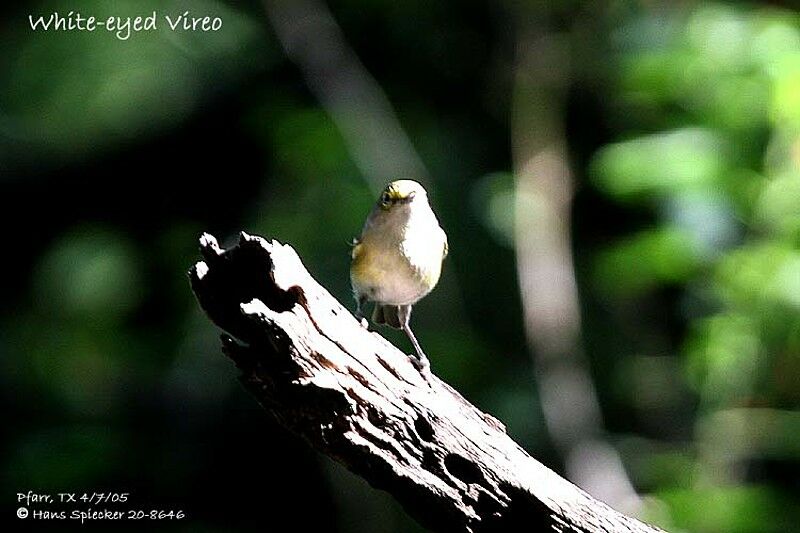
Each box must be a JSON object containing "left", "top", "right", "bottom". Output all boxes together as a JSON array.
[{"left": 188, "top": 232, "right": 662, "bottom": 533}]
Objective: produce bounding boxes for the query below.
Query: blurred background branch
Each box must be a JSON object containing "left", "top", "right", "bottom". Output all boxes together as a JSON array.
[
  {"left": 510, "top": 9, "right": 641, "bottom": 514},
  {"left": 264, "top": 0, "right": 427, "bottom": 192}
]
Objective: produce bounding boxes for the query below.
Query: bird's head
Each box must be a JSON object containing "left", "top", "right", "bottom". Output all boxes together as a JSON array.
[{"left": 377, "top": 179, "right": 428, "bottom": 210}]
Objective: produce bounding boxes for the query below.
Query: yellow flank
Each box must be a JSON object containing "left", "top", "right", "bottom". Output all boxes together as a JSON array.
[
  {"left": 351, "top": 231, "right": 444, "bottom": 305},
  {"left": 351, "top": 238, "right": 412, "bottom": 288},
  {"left": 350, "top": 242, "right": 376, "bottom": 284}
]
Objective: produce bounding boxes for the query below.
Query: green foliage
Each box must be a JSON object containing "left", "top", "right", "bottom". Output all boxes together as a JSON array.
[
  {"left": 593, "top": 2, "right": 800, "bottom": 531},
  {"left": 593, "top": 129, "right": 729, "bottom": 200},
  {"left": 34, "top": 227, "right": 142, "bottom": 319},
  {"left": 0, "top": 0, "right": 268, "bottom": 165},
  {"left": 594, "top": 227, "right": 700, "bottom": 296},
  {"left": 655, "top": 485, "right": 799, "bottom": 533},
  {"left": 6, "top": 425, "right": 124, "bottom": 489}
]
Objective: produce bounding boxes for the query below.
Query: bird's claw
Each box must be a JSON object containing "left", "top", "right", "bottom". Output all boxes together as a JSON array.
[{"left": 410, "top": 353, "right": 430, "bottom": 374}]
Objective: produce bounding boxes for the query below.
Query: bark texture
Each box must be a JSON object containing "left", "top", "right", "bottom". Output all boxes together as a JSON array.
[{"left": 188, "top": 232, "right": 662, "bottom": 533}]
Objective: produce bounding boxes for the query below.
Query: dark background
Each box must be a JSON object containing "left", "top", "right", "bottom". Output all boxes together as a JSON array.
[{"left": 2, "top": 0, "right": 799, "bottom": 531}]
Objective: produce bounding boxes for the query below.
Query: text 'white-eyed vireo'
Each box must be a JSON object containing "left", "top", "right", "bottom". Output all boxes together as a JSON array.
[{"left": 350, "top": 179, "right": 448, "bottom": 371}]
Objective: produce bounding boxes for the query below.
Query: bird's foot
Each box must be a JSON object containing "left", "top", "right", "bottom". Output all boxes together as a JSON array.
[{"left": 410, "top": 353, "right": 431, "bottom": 375}]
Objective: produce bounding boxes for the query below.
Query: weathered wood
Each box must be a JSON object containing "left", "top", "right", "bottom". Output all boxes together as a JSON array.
[{"left": 188, "top": 232, "right": 662, "bottom": 533}]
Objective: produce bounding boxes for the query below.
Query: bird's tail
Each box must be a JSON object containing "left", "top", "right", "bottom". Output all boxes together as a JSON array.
[{"left": 372, "top": 304, "right": 406, "bottom": 329}]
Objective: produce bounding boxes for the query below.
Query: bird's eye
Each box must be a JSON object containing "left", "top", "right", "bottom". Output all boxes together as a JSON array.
[{"left": 380, "top": 192, "right": 392, "bottom": 206}]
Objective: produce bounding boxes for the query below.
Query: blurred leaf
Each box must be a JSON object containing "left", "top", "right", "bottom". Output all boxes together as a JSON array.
[
  {"left": 755, "top": 172, "right": 800, "bottom": 238},
  {"left": 686, "top": 4, "right": 752, "bottom": 73},
  {"left": 0, "top": 0, "right": 269, "bottom": 167},
  {"left": 471, "top": 171, "right": 515, "bottom": 248},
  {"left": 684, "top": 313, "right": 761, "bottom": 403},
  {"left": 750, "top": 12, "right": 800, "bottom": 69},
  {"left": 697, "top": 408, "right": 800, "bottom": 464},
  {"left": 594, "top": 227, "right": 700, "bottom": 296},
  {"left": 768, "top": 53, "right": 800, "bottom": 128},
  {"left": 8, "top": 315, "right": 130, "bottom": 415},
  {"left": 34, "top": 226, "right": 142, "bottom": 320},
  {"left": 6, "top": 425, "right": 122, "bottom": 488},
  {"left": 655, "top": 485, "right": 800, "bottom": 533},
  {"left": 591, "top": 128, "right": 729, "bottom": 200},
  {"left": 269, "top": 107, "right": 359, "bottom": 182},
  {"left": 623, "top": 442, "right": 696, "bottom": 491},
  {"left": 715, "top": 243, "right": 800, "bottom": 310}
]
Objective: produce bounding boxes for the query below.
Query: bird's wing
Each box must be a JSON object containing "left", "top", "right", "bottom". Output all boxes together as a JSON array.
[{"left": 350, "top": 237, "right": 363, "bottom": 260}]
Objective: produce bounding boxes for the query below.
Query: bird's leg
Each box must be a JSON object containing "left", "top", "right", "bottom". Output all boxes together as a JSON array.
[
  {"left": 398, "top": 305, "right": 430, "bottom": 372},
  {"left": 354, "top": 295, "right": 369, "bottom": 328}
]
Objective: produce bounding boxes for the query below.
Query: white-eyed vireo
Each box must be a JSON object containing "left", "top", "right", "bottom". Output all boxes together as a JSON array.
[{"left": 350, "top": 179, "right": 448, "bottom": 371}]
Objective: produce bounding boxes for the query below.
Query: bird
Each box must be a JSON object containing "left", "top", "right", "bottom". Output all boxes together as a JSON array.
[{"left": 350, "top": 179, "right": 448, "bottom": 371}]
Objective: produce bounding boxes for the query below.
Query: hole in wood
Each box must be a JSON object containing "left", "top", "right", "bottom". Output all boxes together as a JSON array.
[
  {"left": 414, "top": 415, "right": 435, "bottom": 442},
  {"left": 444, "top": 453, "right": 484, "bottom": 485}
]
